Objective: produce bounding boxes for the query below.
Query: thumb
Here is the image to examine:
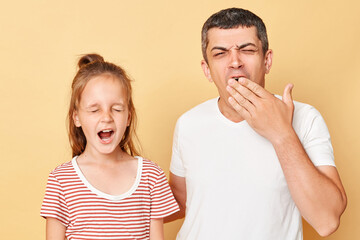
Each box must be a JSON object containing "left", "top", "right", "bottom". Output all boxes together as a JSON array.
[{"left": 282, "top": 83, "right": 294, "bottom": 106}]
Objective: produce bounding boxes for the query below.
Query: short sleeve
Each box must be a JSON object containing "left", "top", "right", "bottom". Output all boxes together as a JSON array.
[
  {"left": 150, "top": 169, "right": 179, "bottom": 219},
  {"left": 40, "top": 172, "right": 69, "bottom": 226},
  {"left": 300, "top": 107, "right": 335, "bottom": 167},
  {"left": 170, "top": 119, "right": 186, "bottom": 177}
]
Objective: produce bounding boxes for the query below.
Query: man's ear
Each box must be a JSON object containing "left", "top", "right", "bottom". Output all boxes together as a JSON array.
[
  {"left": 201, "top": 60, "right": 213, "bottom": 82},
  {"left": 264, "top": 49, "right": 273, "bottom": 74},
  {"left": 73, "top": 111, "right": 81, "bottom": 127}
]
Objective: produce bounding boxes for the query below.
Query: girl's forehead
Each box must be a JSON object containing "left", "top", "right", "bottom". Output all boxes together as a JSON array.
[
  {"left": 80, "top": 75, "right": 128, "bottom": 104},
  {"left": 84, "top": 74, "right": 124, "bottom": 92}
]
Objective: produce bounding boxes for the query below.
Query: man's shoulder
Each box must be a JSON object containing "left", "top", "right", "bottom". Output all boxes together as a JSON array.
[
  {"left": 178, "top": 97, "right": 218, "bottom": 122},
  {"left": 173, "top": 98, "right": 218, "bottom": 135},
  {"left": 275, "top": 95, "right": 321, "bottom": 118},
  {"left": 293, "top": 99, "right": 322, "bottom": 120},
  {"left": 291, "top": 99, "right": 329, "bottom": 141}
]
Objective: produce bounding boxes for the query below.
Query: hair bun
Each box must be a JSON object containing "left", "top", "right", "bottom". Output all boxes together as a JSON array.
[{"left": 78, "top": 53, "right": 104, "bottom": 68}]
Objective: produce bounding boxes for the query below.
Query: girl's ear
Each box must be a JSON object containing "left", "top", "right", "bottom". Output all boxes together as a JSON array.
[
  {"left": 73, "top": 111, "right": 81, "bottom": 127},
  {"left": 127, "top": 112, "right": 131, "bottom": 127}
]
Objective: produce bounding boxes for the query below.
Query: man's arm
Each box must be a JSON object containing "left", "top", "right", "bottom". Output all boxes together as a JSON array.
[
  {"left": 226, "top": 78, "right": 347, "bottom": 237},
  {"left": 164, "top": 173, "right": 186, "bottom": 223},
  {"left": 271, "top": 128, "right": 347, "bottom": 236}
]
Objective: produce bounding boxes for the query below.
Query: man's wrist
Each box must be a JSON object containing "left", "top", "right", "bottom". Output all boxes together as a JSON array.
[{"left": 269, "top": 127, "right": 298, "bottom": 148}]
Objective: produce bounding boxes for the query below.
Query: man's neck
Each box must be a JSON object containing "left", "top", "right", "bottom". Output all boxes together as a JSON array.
[{"left": 217, "top": 97, "right": 245, "bottom": 123}]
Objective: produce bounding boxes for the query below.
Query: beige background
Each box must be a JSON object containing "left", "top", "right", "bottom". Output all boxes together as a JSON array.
[{"left": 0, "top": 0, "right": 359, "bottom": 239}]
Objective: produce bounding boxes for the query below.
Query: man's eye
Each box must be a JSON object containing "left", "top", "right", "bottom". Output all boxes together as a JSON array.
[
  {"left": 214, "top": 52, "right": 225, "bottom": 57},
  {"left": 242, "top": 49, "right": 256, "bottom": 53}
]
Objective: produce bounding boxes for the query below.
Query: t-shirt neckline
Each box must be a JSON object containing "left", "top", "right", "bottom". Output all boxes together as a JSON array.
[
  {"left": 213, "top": 97, "right": 247, "bottom": 127},
  {"left": 72, "top": 156, "right": 143, "bottom": 201}
]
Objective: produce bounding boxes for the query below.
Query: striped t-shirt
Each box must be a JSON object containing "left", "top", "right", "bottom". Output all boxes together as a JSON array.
[{"left": 41, "top": 156, "right": 179, "bottom": 240}]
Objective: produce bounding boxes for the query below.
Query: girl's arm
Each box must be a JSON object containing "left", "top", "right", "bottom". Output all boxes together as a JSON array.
[
  {"left": 46, "top": 217, "right": 66, "bottom": 240},
  {"left": 149, "top": 218, "right": 164, "bottom": 240}
]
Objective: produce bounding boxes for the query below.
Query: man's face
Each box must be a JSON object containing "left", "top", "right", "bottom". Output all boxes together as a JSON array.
[{"left": 201, "top": 26, "right": 272, "bottom": 101}]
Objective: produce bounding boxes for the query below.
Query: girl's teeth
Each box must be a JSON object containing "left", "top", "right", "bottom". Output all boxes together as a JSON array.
[{"left": 98, "top": 130, "right": 113, "bottom": 140}]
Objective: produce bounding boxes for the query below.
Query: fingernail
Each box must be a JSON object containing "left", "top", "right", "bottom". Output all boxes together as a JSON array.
[{"left": 239, "top": 77, "right": 246, "bottom": 83}]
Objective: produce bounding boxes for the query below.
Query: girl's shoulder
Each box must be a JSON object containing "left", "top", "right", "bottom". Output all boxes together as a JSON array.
[
  {"left": 50, "top": 158, "right": 76, "bottom": 176},
  {"left": 139, "top": 157, "right": 165, "bottom": 176}
]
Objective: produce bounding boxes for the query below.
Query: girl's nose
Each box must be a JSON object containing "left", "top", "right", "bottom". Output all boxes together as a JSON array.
[{"left": 101, "top": 110, "right": 113, "bottom": 122}]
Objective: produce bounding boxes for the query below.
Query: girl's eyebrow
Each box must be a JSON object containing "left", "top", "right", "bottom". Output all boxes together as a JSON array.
[
  {"left": 85, "top": 102, "right": 126, "bottom": 109},
  {"left": 113, "top": 103, "right": 126, "bottom": 107},
  {"left": 113, "top": 100, "right": 126, "bottom": 106},
  {"left": 85, "top": 103, "right": 99, "bottom": 108}
]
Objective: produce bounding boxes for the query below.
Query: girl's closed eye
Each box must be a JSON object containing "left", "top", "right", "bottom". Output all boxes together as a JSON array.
[
  {"left": 87, "top": 107, "right": 99, "bottom": 113},
  {"left": 86, "top": 104, "right": 100, "bottom": 113},
  {"left": 113, "top": 104, "right": 125, "bottom": 112},
  {"left": 113, "top": 107, "right": 123, "bottom": 112}
]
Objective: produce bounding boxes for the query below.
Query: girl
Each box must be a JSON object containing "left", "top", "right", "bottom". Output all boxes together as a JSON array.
[{"left": 41, "top": 54, "right": 179, "bottom": 240}]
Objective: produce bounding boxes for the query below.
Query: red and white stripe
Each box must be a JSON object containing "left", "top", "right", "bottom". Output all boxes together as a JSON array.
[{"left": 41, "top": 158, "right": 179, "bottom": 240}]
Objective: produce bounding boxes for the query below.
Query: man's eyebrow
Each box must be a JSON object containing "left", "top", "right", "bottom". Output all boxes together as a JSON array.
[
  {"left": 210, "top": 43, "right": 258, "bottom": 52},
  {"left": 236, "top": 43, "right": 258, "bottom": 49},
  {"left": 210, "top": 46, "right": 229, "bottom": 52}
]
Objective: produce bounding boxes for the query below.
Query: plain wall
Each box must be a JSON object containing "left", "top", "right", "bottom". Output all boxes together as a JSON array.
[{"left": 0, "top": 0, "right": 359, "bottom": 239}]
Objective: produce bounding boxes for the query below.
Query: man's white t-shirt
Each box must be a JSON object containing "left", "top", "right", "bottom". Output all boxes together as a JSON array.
[{"left": 170, "top": 97, "right": 335, "bottom": 240}]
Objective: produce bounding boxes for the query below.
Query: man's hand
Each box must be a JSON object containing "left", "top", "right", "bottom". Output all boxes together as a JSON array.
[{"left": 226, "top": 77, "right": 294, "bottom": 144}]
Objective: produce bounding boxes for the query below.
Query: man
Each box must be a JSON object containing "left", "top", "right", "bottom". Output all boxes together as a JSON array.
[{"left": 168, "top": 8, "right": 346, "bottom": 240}]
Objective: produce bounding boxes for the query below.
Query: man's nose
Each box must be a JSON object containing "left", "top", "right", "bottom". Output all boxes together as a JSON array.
[{"left": 229, "top": 50, "right": 243, "bottom": 69}]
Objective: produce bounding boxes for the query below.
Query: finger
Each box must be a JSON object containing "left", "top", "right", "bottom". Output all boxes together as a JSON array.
[
  {"left": 228, "top": 79, "right": 259, "bottom": 105},
  {"left": 237, "top": 77, "right": 270, "bottom": 98},
  {"left": 282, "top": 83, "right": 294, "bottom": 107},
  {"left": 228, "top": 96, "right": 251, "bottom": 120},
  {"left": 226, "top": 84, "right": 255, "bottom": 113}
]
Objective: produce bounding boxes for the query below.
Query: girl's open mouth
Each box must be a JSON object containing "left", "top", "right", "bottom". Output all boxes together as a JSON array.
[{"left": 98, "top": 129, "right": 114, "bottom": 142}]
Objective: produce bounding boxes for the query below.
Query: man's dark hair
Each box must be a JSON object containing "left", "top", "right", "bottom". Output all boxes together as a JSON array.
[{"left": 201, "top": 8, "right": 268, "bottom": 63}]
